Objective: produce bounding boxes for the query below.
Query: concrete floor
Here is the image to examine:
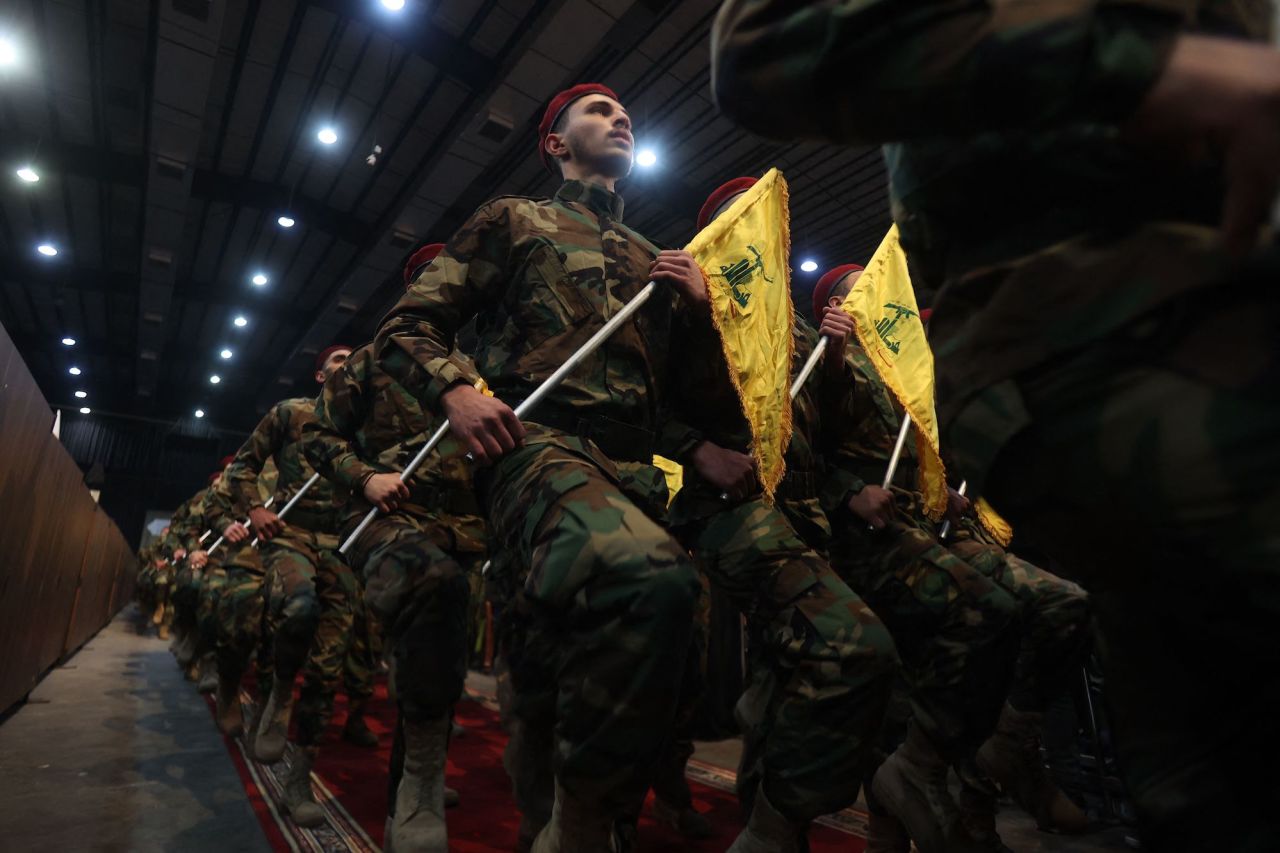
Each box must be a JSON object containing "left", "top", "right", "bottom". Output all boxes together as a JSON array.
[{"left": 0, "top": 606, "right": 270, "bottom": 853}]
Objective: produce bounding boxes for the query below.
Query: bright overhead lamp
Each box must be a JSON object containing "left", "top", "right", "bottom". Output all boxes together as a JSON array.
[
  {"left": 317, "top": 127, "right": 338, "bottom": 145},
  {"left": 220, "top": 349, "right": 232, "bottom": 359},
  {"left": 16, "top": 167, "right": 39, "bottom": 183},
  {"left": 74, "top": 390, "right": 87, "bottom": 399},
  {"left": 277, "top": 215, "right": 295, "bottom": 228},
  {"left": 251, "top": 272, "right": 268, "bottom": 286},
  {"left": 37, "top": 243, "right": 58, "bottom": 257},
  {"left": 209, "top": 374, "right": 221, "bottom": 385},
  {"left": 233, "top": 315, "right": 248, "bottom": 327},
  {"left": 800, "top": 260, "right": 818, "bottom": 273},
  {"left": 78, "top": 406, "right": 91, "bottom": 415},
  {"left": 635, "top": 148, "right": 657, "bottom": 168},
  {"left": 0, "top": 36, "right": 18, "bottom": 68},
  {"left": 194, "top": 409, "right": 205, "bottom": 418},
  {"left": 61, "top": 336, "right": 76, "bottom": 346},
  {"left": 381, "top": 0, "right": 406, "bottom": 10},
  {"left": 68, "top": 366, "right": 82, "bottom": 376}
]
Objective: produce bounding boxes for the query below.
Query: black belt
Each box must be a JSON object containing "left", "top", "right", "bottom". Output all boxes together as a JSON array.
[
  {"left": 412, "top": 485, "right": 482, "bottom": 517},
  {"left": 777, "top": 470, "right": 820, "bottom": 501},
  {"left": 523, "top": 407, "right": 656, "bottom": 464}
]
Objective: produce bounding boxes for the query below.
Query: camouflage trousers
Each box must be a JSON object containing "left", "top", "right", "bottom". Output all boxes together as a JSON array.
[
  {"left": 675, "top": 495, "right": 897, "bottom": 821},
  {"left": 343, "top": 596, "right": 383, "bottom": 708},
  {"left": 480, "top": 435, "right": 699, "bottom": 820},
  {"left": 261, "top": 526, "right": 356, "bottom": 746},
  {"left": 197, "top": 564, "right": 229, "bottom": 654},
  {"left": 212, "top": 544, "right": 268, "bottom": 680},
  {"left": 829, "top": 497, "right": 1020, "bottom": 765},
  {"left": 172, "top": 561, "right": 205, "bottom": 639},
  {"left": 945, "top": 524, "right": 1091, "bottom": 713},
  {"left": 341, "top": 506, "right": 469, "bottom": 723},
  {"left": 945, "top": 281, "right": 1280, "bottom": 851}
]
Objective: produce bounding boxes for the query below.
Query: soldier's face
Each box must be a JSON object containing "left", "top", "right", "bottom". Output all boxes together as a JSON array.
[
  {"left": 551, "top": 95, "right": 633, "bottom": 178},
  {"left": 828, "top": 271, "right": 863, "bottom": 308},
  {"left": 315, "top": 348, "right": 352, "bottom": 383}
]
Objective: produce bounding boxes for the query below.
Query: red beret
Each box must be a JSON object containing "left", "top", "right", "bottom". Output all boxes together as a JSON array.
[
  {"left": 812, "top": 264, "right": 865, "bottom": 320},
  {"left": 208, "top": 472, "right": 221, "bottom": 485},
  {"left": 919, "top": 308, "right": 933, "bottom": 325},
  {"left": 219, "top": 455, "right": 236, "bottom": 469},
  {"left": 537, "top": 83, "right": 619, "bottom": 172},
  {"left": 697, "top": 177, "right": 758, "bottom": 231},
  {"left": 314, "top": 344, "right": 353, "bottom": 372},
  {"left": 404, "top": 243, "right": 445, "bottom": 287}
]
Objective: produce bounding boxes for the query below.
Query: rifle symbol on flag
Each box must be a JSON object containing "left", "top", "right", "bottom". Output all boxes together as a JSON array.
[
  {"left": 719, "top": 244, "right": 774, "bottom": 309},
  {"left": 875, "top": 302, "right": 917, "bottom": 355}
]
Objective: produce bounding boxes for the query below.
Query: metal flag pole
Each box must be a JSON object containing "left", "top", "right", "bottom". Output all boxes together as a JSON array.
[
  {"left": 938, "top": 479, "right": 967, "bottom": 540},
  {"left": 340, "top": 281, "right": 660, "bottom": 556},
  {"left": 250, "top": 472, "right": 322, "bottom": 548},
  {"left": 198, "top": 529, "right": 213, "bottom": 545},
  {"left": 881, "top": 414, "right": 912, "bottom": 489},
  {"left": 207, "top": 495, "right": 274, "bottom": 555}
]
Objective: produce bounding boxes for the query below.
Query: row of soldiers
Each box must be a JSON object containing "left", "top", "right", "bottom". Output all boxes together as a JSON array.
[{"left": 130, "top": 80, "right": 1105, "bottom": 853}]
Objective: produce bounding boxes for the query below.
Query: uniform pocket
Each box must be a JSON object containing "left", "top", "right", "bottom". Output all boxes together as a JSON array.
[{"left": 520, "top": 240, "right": 596, "bottom": 348}]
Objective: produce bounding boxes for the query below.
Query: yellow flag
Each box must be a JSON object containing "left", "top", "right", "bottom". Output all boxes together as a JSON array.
[
  {"left": 840, "top": 225, "right": 948, "bottom": 520},
  {"left": 976, "top": 498, "right": 1014, "bottom": 548},
  {"left": 652, "top": 455, "right": 684, "bottom": 507},
  {"left": 685, "top": 168, "right": 794, "bottom": 499}
]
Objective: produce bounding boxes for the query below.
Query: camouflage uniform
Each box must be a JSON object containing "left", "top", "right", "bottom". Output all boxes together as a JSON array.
[
  {"left": 712, "top": 3, "right": 1280, "bottom": 848},
  {"left": 305, "top": 343, "right": 486, "bottom": 726},
  {"left": 373, "top": 179, "right": 705, "bottom": 819},
  {"left": 228, "top": 398, "right": 356, "bottom": 747},
  {"left": 665, "top": 315, "right": 897, "bottom": 821},
  {"left": 169, "top": 489, "right": 224, "bottom": 651}
]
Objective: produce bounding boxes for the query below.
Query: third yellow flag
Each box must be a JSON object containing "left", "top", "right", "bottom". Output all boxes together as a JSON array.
[
  {"left": 839, "top": 224, "right": 948, "bottom": 520},
  {"left": 685, "top": 168, "right": 793, "bottom": 499}
]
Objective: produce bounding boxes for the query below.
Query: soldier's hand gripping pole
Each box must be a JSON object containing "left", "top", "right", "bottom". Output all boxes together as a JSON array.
[
  {"left": 249, "top": 473, "right": 322, "bottom": 548},
  {"left": 938, "top": 479, "right": 967, "bottom": 540},
  {"left": 208, "top": 495, "right": 275, "bottom": 555},
  {"left": 866, "top": 414, "right": 913, "bottom": 530},
  {"left": 719, "top": 336, "right": 830, "bottom": 502},
  {"left": 341, "top": 280, "right": 660, "bottom": 555}
]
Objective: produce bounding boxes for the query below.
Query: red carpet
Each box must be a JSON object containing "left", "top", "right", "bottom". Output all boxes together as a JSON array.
[{"left": 209, "top": 678, "right": 868, "bottom": 852}]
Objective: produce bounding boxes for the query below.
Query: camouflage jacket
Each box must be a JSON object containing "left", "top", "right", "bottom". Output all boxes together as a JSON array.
[
  {"left": 226, "top": 397, "right": 347, "bottom": 530},
  {"left": 304, "top": 342, "right": 487, "bottom": 545},
  {"left": 374, "top": 180, "right": 707, "bottom": 465}
]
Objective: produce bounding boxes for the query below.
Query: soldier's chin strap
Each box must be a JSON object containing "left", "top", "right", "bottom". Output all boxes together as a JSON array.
[
  {"left": 339, "top": 281, "right": 660, "bottom": 556},
  {"left": 207, "top": 495, "right": 275, "bottom": 556},
  {"left": 719, "top": 335, "right": 830, "bottom": 502}
]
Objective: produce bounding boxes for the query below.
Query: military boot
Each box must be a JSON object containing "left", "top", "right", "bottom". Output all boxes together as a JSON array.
[
  {"left": 253, "top": 675, "right": 295, "bottom": 763},
  {"left": 196, "top": 652, "right": 219, "bottom": 694},
  {"left": 282, "top": 746, "right": 325, "bottom": 828},
  {"left": 530, "top": 780, "right": 618, "bottom": 853},
  {"left": 152, "top": 600, "right": 165, "bottom": 626},
  {"left": 871, "top": 725, "right": 984, "bottom": 853},
  {"left": 652, "top": 797, "right": 715, "bottom": 840},
  {"left": 342, "top": 702, "right": 379, "bottom": 748},
  {"left": 157, "top": 621, "right": 170, "bottom": 641},
  {"left": 957, "top": 775, "right": 1014, "bottom": 853},
  {"left": 864, "top": 811, "right": 912, "bottom": 853},
  {"left": 389, "top": 715, "right": 449, "bottom": 852},
  {"left": 727, "top": 783, "right": 805, "bottom": 852},
  {"left": 215, "top": 670, "right": 244, "bottom": 737},
  {"left": 977, "top": 704, "right": 1090, "bottom": 834}
]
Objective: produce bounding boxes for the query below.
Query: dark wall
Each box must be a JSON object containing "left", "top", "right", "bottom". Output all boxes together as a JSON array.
[
  {"left": 0, "top": 322, "right": 139, "bottom": 715},
  {"left": 56, "top": 410, "right": 248, "bottom": 547}
]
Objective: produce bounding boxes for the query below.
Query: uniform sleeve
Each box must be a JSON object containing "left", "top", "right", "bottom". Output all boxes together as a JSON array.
[
  {"left": 818, "top": 348, "right": 883, "bottom": 513},
  {"left": 375, "top": 203, "right": 510, "bottom": 413},
  {"left": 226, "top": 405, "right": 285, "bottom": 511},
  {"left": 710, "top": 0, "right": 1184, "bottom": 145},
  {"left": 304, "top": 349, "right": 381, "bottom": 492}
]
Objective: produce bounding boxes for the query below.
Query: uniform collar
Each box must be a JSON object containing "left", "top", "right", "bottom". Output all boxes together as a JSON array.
[{"left": 555, "top": 180, "right": 624, "bottom": 221}]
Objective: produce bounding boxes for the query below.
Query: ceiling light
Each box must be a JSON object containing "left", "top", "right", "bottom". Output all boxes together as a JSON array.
[
  {"left": 209, "top": 374, "right": 221, "bottom": 385},
  {"left": 251, "top": 272, "right": 268, "bottom": 286},
  {"left": 233, "top": 315, "right": 248, "bottom": 327},
  {"left": 381, "top": 0, "right": 406, "bottom": 10},
  {"left": 194, "top": 409, "right": 205, "bottom": 419},
  {"left": 16, "top": 167, "right": 39, "bottom": 183},
  {"left": 635, "top": 148, "right": 657, "bottom": 168},
  {"left": 800, "top": 259, "right": 818, "bottom": 273},
  {"left": 78, "top": 406, "right": 91, "bottom": 415},
  {"left": 277, "top": 215, "right": 295, "bottom": 228},
  {"left": 0, "top": 36, "right": 18, "bottom": 68},
  {"left": 74, "top": 390, "right": 87, "bottom": 399},
  {"left": 68, "top": 366, "right": 81, "bottom": 376},
  {"left": 61, "top": 336, "right": 76, "bottom": 346},
  {"left": 37, "top": 243, "right": 58, "bottom": 257},
  {"left": 317, "top": 127, "right": 338, "bottom": 145},
  {"left": 220, "top": 349, "right": 232, "bottom": 359}
]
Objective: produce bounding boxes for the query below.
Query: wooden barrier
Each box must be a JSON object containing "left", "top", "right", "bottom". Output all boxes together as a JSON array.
[{"left": 0, "top": 321, "right": 138, "bottom": 715}]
